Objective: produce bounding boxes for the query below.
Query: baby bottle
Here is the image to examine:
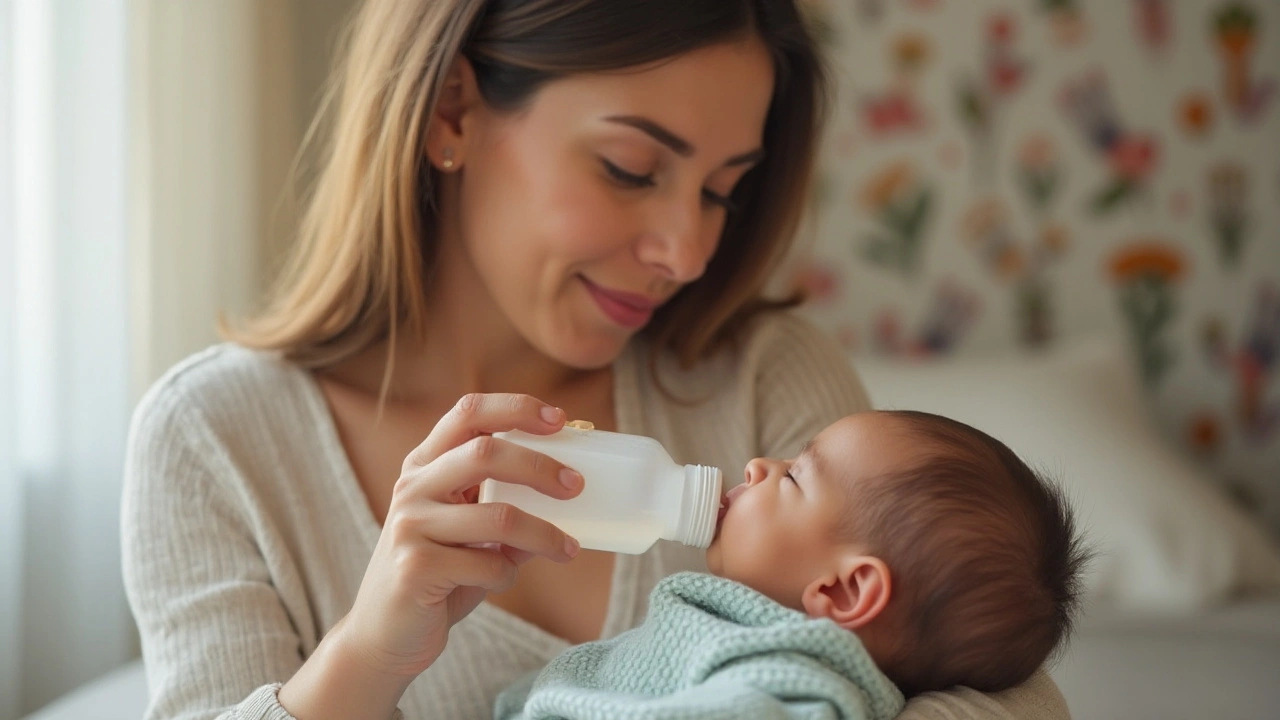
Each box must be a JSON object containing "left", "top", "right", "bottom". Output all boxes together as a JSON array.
[{"left": 479, "top": 421, "right": 723, "bottom": 554}]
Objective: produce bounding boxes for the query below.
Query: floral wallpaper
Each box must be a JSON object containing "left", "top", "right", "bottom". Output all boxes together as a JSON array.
[{"left": 794, "top": 0, "right": 1280, "bottom": 534}]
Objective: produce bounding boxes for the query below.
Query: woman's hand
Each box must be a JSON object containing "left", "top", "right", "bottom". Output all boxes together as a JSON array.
[{"left": 335, "top": 393, "right": 583, "bottom": 679}]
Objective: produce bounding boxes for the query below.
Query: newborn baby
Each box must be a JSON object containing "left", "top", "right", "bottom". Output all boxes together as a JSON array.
[{"left": 496, "top": 410, "right": 1091, "bottom": 720}]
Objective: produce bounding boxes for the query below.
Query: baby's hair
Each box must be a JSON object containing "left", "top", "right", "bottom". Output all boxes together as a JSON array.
[{"left": 842, "top": 410, "right": 1091, "bottom": 697}]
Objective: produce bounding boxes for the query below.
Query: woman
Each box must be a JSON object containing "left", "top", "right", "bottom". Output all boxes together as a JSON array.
[{"left": 122, "top": 1, "right": 1069, "bottom": 718}]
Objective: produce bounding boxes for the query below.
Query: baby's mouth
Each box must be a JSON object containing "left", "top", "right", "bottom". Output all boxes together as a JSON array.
[{"left": 716, "top": 484, "right": 746, "bottom": 527}]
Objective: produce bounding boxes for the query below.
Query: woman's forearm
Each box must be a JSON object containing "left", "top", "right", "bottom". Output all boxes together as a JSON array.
[{"left": 278, "top": 617, "right": 414, "bottom": 720}]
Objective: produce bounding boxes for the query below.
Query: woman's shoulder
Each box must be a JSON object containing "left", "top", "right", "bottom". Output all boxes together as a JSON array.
[
  {"left": 736, "top": 310, "right": 849, "bottom": 366},
  {"left": 130, "top": 343, "right": 312, "bottom": 446},
  {"left": 651, "top": 310, "right": 854, "bottom": 384},
  {"left": 625, "top": 310, "right": 869, "bottom": 459}
]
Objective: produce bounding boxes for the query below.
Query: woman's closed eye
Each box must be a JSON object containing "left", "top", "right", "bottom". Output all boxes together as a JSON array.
[
  {"left": 601, "top": 159, "right": 737, "bottom": 212},
  {"left": 602, "top": 159, "right": 654, "bottom": 189}
]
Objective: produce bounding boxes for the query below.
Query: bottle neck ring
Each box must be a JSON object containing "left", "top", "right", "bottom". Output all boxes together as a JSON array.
[{"left": 676, "top": 464, "right": 722, "bottom": 548}]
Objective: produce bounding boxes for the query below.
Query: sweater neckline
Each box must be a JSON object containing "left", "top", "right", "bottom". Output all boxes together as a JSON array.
[{"left": 293, "top": 340, "right": 648, "bottom": 648}]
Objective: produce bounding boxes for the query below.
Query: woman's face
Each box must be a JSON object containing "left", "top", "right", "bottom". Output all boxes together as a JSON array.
[{"left": 441, "top": 37, "right": 775, "bottom": 369}]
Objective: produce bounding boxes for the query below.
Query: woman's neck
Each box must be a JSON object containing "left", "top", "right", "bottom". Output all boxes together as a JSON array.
[
  {"left": 324, "top": 264, "right": 590, "bottom": 406},
  {"left": 323, "top": 315, "right": 586, "bottom": 407}
]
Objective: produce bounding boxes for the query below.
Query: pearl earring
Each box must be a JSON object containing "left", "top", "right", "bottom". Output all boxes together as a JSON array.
[{"left": 441, "top": 148, "right": 455, "bottom": 170}]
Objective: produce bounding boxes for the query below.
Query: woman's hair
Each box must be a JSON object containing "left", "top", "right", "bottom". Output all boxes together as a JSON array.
[{"left": 226, "top": 0, "right": 827, "bottom": 391}]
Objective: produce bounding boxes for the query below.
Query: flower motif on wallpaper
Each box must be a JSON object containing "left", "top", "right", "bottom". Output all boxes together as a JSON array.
[
  {"left": 1207, "top": 162, "right": 1251, "bottom": 267},
  {"left": 1203, "top": 282, "right": 1280, "bottom": 443},
  {"left": 1108, "top": 242, "right": 1187, "bottom": 386},
  {"left": 1187, "top": 411, "right": 1225, "bottom": 457},
  {"left": 858, "top": 161, "right": 935, "bottom": 277},
  {"left": 956, "top": 136, "right": 1068, "bottom": 347},
  {"left": 1018, "top": 135, "right": 1063, "bottom": 214},
  {"left": 861, "top": 34, "right": 931, "bottom": 137},
  {"left": 1040, "top": 0, "right": 1088, "bottom": 46},
  {"left": 1134, "top": 0, "right": 1173, "bottom": 54},
  {"left": 1061, "top": 71, "right": 1161, "bottom": 216},
  {"left": 1184, "top": 408, "right": 1266, "bottom": 512},
  {"left": 956, "top": 12, "right": 1030, "bottom": 183},
  {"left": 789, "top": 262, "right": 843, "bottom": 307},
  {"left": 1178, "top": 92, "right": 1216, "bottom": 139},
  {"left": 962, "top": 211, "right": 1067, "bottom": 348},
  {"left": 1213, "top": 2, "right": 1275, "bottom": 123},
  {"left": 874, "top": 281, "right": 981, "bottom": 357}
]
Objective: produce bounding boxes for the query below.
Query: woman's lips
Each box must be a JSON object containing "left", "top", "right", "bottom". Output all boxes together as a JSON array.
[{"left": 581, "top": 276, "right": 657, "bottom": 329}]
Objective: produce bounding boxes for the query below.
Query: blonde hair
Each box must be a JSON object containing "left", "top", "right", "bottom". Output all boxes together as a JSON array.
[{"left": 226, "top": 0, "right": 827, "bottom": 393}]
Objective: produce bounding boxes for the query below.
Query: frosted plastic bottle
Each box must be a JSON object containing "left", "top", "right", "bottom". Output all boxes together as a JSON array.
[{"left": 478, "top": 423, "right": 723, "bottom": 554}]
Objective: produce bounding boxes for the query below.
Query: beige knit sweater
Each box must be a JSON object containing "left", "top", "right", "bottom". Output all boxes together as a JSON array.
[{"left": 121, "top": 313, "right": 1068, "bottom": 720}]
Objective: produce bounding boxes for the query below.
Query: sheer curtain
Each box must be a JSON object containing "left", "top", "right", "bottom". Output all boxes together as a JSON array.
[{"left": 1, "top": 1, "right": 133, "bottom": 717}]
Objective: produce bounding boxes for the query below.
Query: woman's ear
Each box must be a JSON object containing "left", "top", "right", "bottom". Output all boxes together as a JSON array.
[
  {"left": 801, "top": 555, "right": 891, "bottom": 631},
  {"left": 426, "top": 56, "right": 483, "bottom": 171}
]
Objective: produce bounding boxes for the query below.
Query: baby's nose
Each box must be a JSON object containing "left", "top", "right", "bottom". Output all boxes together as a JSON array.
[{"left": 743, "top": 458, "right": 769, "bottom": 486}]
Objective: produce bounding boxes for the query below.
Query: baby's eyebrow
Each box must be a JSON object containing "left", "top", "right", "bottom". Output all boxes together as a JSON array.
[{"left": 796, "top": 439, "right": 827, "bottom": 479}]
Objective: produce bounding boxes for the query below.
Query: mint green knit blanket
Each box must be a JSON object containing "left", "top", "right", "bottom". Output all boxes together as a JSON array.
[{"left": 494, "top": 572, "right": 905, "bottom": 720}]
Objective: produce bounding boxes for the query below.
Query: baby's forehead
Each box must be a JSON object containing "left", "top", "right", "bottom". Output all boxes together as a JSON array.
[
  {"left": 806, "top": 412, "right": 926, "bottom": 482},
  {"left": 810, "top": 411, "right": 907, "bottom": 457}
]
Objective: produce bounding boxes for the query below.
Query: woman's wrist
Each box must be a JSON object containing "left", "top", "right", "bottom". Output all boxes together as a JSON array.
[{"left": 278, "top": 616, "right": 415, "bottom": 720}]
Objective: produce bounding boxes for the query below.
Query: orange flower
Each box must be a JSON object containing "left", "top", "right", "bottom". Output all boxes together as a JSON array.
[
  {"left": 1215, "top": 4, "right": 1257, "bottom": 57},
  {"left": 1108, "top": 242, "right": 1187, "bottom": 283},
  {"left": 1018, "top": 134, "right": 1057, "bottom": 170},
  {"left": 1187, "top": 412, "right": 1222, "bottom": 454},
  {"left": 1179, "top": 94, "right": 1213, "bottom": 136},
  {"left": 1041, "top": 224, "right": 1069, "bottom": 255},
  {"left": 996, "top": 247, "right": 1025, "bottom": 278},
  {"left": 961, "top": 198, "right": 1006, "bottom": 241},
  {"left": 894, "top": 34, "right": 931, "bottom": 71},
  {"left": 860, "top": 161, "right": 915, "bottom": 211}
]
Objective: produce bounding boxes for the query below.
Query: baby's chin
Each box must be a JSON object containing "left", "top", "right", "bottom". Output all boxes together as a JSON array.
[
  {"left": 703, "top": 538, "right": 723, "bottom": 576},
  {"left": 703, "top": 501, "right": 730, "bottom": 573}
]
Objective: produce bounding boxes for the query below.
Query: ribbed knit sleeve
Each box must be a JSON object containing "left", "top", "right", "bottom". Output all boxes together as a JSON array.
[{"left": 121, "top": 370, "right": 308, "bottom": 720}]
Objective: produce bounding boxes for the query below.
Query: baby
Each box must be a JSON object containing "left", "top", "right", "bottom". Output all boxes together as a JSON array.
[{"left": 496, "top": 410, "right": 1090, "bottom": 720}]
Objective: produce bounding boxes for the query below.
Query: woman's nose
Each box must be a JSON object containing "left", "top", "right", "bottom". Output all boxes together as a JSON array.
[{"left": 637, "top": 195, "right": 715, "bottom": 283}]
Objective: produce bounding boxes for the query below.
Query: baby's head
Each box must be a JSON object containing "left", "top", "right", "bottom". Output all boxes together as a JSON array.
[{"left": 706, "top": 410, "right": 1089, "bottom": 697}]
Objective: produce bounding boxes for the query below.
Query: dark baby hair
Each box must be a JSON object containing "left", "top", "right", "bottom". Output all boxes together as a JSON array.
[{"left": 848, "top": 410, "right": 1091, "bottom": 697}]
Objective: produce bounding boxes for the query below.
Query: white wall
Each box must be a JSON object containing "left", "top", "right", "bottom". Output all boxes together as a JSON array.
[
  {"left": 131, "top": 0, "right": 292, "bottom": 395},
  {"left": 130, "top": 0, "right": 359, "bottom": 395}
]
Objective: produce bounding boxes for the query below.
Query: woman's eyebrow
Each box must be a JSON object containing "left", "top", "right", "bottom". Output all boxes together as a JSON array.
[{"left": 604, "top": 115, "right": 764, "bottom": 166}]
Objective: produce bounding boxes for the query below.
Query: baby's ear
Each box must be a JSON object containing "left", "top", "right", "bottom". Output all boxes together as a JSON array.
[{"left": 800, "top": 556, "right": 891, "bottom": 631}]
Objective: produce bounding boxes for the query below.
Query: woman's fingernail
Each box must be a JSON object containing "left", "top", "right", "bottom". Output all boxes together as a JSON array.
[
  {"left": 541, "top": 406, "right": 564, "bottom": 424},
  {"left": 559, "top": 468, "right": 583, "bottom": 490},
  {"left": 564, "top": 535, "right": 580, "bottom": 558}
]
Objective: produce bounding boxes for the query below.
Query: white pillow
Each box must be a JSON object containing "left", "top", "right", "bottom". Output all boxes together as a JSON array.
[{"left": 853, "top": 338, "right": 1280, "bottom": 611}]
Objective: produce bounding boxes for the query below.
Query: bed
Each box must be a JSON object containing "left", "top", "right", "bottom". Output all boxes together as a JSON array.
[{"left": 1052, "top": 597, "right": 1280, "bottom": 719}]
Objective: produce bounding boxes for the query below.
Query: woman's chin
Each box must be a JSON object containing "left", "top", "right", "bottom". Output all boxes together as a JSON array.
[{"left": 548, "top": 332, "right": 632, "bottom": 370}]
